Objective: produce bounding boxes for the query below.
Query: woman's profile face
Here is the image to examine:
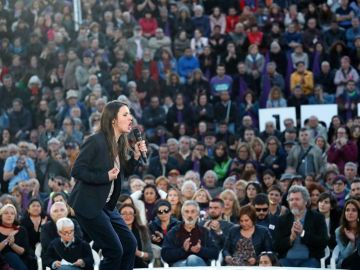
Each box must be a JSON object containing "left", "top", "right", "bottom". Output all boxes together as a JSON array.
[
  {"left": 310, "top": 189, "right": 320, "bottom": 206},
  {"left": 318, "top": 198, "right": 331, "bottom": 214},
  {"left": 113, "top": 105, "right": 133, "bottom": 134},
  {"left": 144, "top": 187, "right": 157, "bottom": 204}
]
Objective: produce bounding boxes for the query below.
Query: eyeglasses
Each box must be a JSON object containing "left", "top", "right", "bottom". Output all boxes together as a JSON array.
[
  {"left": 157, "top": 208, "right": 171, "bottom": 215},
  {"left": 59, "top": 230, "right": 74, "bottom": 236},
  {"left": 255, "top": 208, "right": 268, "bottom": 212}
]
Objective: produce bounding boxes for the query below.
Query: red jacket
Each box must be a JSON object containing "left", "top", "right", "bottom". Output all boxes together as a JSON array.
[
  {"left": 226, "top": 15, "right": 240, "bottom": 33},
  {"left": 134, "top": 60, "right": 159, "bottom": 81},
  {"left": 139, "top": 18, "right": 158, "bottom": 36},
  {"left": 327, "top": 140, "right": 358, "bottom": 173}
]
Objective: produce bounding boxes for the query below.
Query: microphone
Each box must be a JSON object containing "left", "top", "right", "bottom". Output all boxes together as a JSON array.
[{"left": 133, "top": 128, "right": 147, "bottom": 163}]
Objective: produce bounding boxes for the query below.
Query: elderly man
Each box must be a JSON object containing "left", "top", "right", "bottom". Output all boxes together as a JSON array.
[
  {"left": 43, "top": 217, "right": 93, "bottom": 270},
  {"left": 161, "top": 200, "right": 219, "bottom": 267},
  {"left": 274, "top": 185, "right": 328, "bottom": 267}
]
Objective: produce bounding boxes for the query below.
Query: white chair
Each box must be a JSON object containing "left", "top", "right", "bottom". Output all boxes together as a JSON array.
[
  {"left": 320, "top": 246, "right": 331, "bottom": 268},
  {"left": 330, "top": 245, "right": 340, "bottom": 269},
  {"left": 35, "top": 243, "right": 43, "bottom": 270},
  {"left": 92, "top": 249, "right": 101, "bottom": 270},
  {"left": 215, "top": 250, "right": 223, "bottom": 267}
]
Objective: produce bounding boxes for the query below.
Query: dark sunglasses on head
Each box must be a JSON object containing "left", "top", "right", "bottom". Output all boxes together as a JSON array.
[
  {"left": 157, "top": 208, "right": 170, "bottom": 215},
  {"left": 255, "top": 207, "right": 268, "bottom": 212}
]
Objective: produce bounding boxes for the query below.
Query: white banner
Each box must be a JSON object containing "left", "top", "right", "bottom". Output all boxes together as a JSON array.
[
  {"left": 301, "top": 104, "right": 338, "bottom": 128},
  {"left": 259, "top": 107, "right": 297, "bottom": 132}
]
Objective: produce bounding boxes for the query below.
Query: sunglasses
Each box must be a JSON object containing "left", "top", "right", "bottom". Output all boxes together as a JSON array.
[
  {"left": 255, "top": 208, "right": 268, "bottom": 212},
  {"left": 157, "top": 208, "right": 170, "bottom": 215}
]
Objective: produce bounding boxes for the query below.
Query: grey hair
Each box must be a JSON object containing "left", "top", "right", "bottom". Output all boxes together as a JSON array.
[
  {"left": 167, "top": 138, "right": 179, "bottom": 145},
  {"left": 51, "top": 201, "right": 68, "bottom": 216},
  {"left": 179, "top": 136, "right": 190, "bottom": 143},
  {"left": 181, "top": 180, "right": 197, "bottom": 193},
  {"left": 203, "top": 170, "right": 218, "bottom": 182},
  {"left": 181, "top": 200, "right": 200, "bottom": 215},
  {"left": 287, "top": 185, "right": 310, "bottom": 204},
  {"left": 345, "top": 162, "right": 358, "bottom": 169},
  {"left": 56, "top": 217, "right": 74, "bottom": 232}
]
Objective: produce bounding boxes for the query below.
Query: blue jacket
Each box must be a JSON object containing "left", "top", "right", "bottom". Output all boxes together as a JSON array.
[
  {"left": 177, "top": 56, "right": 199, "bottom": 79},
  {"left": 223, "top": 224, "right": 273, "bottom": 258},
  {"left": 161, "top": 222, "right": 219, "bottom": 265}
]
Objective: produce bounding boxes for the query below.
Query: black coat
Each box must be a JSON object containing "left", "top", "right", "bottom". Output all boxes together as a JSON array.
[
  {"left": 147, "top": 156, "right": 178, "bottom": 178},
  {"left": 274, "top": 210, "right": 329, "bottom": 260},
  {"left": 40, "top": 219, "right": 83, "bottom": 256},
  {"left": 43, "top": 237, "right": 94, "bottom": 270},
  {"left": 69, "top": 132, "right": 139, "bottom": 219}
]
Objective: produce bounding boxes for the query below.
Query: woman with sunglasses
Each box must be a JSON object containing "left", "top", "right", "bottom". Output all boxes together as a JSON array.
[{"left": 149, "top": 200, "right": 179, "bottom": 247}]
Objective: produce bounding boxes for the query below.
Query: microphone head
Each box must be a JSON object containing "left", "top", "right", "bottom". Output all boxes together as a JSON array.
[{"left": 133, "top": 128, "right": 142, "bottom": 141}]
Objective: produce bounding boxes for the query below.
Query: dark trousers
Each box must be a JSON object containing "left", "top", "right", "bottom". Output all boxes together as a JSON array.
[{"left": 76, "top": 208, "right": 137, "bottom": 270}]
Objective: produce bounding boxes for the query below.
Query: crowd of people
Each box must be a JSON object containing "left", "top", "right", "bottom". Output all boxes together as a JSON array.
[{"left": 1, "top": 0, "right": 360, "bottom": 269}]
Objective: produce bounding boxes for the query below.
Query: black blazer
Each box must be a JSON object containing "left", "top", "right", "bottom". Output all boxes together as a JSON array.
[
  {"left": 274, "top": 210, "right": 329, "bottom": 260},
  {"left": 69, "top": 132, "right": 138, "bottom": 218}
]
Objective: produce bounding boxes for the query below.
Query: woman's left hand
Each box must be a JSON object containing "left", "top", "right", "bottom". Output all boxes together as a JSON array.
[{"left": 134, "top": 140, "right": 147, "bottom": 160}]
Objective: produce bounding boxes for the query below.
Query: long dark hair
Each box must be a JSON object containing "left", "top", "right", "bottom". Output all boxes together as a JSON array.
[
  {"left": 339, "top": 199, "right": 360, "bottom": 243},
  {"left": 99, "top": 100, "right": 130, "bottom": 164}
]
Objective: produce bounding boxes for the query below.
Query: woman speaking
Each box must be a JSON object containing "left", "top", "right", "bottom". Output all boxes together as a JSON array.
[{"left": 69, "top": 100, "right": 146, "bottom": 270}]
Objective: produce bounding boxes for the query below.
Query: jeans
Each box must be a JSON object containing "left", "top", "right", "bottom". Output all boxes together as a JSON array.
[
  {"left": 172, "top": 255, "right": 207, "bottom": 267},
  {"left": 76, "top": 208, "right": 137, "bottom": 270},
  {"left": 58, "top": 266, "right": 81, "bottom": 270},
  {"left": 4, "top": 252, "right": 28, "bottom": 270},
  {"left": 280, "top": 257, "right": 320, "bottom": 268}
]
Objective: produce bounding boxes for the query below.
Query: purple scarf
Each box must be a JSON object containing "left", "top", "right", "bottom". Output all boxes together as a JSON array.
[
  {"left": 312, "top": 51, "right": 321, "bottom": 77},
  {"left": 285, "top": 52, "right": 294, "bottom": 97},
  {"left": 177, "top": 110, "right": 184, "bottom": 123},
  {"left": 238, "top": 76, "right": 248, "bottom": 103}
]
